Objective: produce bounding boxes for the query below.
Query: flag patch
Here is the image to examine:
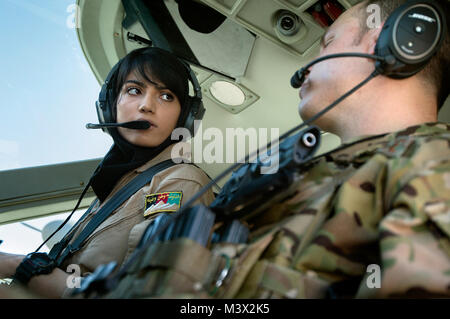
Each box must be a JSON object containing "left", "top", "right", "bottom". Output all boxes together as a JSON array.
[{"left": 144, "top": 192, "right": 183, "bottom": 217}]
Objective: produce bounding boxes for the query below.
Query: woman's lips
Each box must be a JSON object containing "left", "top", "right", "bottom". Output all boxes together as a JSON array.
[{"left": 137, "top": 119, "right": 157, "bottom": 128}]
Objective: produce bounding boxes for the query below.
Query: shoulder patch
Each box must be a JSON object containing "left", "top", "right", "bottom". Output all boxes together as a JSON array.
[{"left": 144, "top": 192, "right": 183, "bottom": 217}]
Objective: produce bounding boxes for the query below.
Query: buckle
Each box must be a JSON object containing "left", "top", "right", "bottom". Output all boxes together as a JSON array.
[
  {"left": 209, "top": 254, "right": 231, "bottom": 296},
  {"left": 68, "top": 244, "right": 80, "bottom": 254}
]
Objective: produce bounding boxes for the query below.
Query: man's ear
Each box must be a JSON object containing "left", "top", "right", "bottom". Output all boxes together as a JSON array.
[{"left": 362, "top": 22, "right": 385, "bottom": 54}]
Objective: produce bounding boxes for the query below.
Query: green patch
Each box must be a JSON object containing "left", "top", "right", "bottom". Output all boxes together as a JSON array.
[
  {"left": 434, "top": 165, "right": 450, "bottom": 173},
  {"left": 411, "top": 224, "right": 427, "bottom": 233},
  {"left": 380, "top": 237, "right": 404, "bottom": 252},
  {"left": 382, "top": 258, "right": 396, "bottom": 269},
  {"left": 407, "top": 239, "right": 415, "bottom": 262},
  {"left": 401, "top": 142, "right": 418, "bottom": 158},
  {"left": 334, "top": 207, "right": 347, "bottom": 216}
]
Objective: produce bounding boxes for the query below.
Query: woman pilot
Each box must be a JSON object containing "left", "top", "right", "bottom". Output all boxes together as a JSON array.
[{"left": 0, "top": 47, "right": 215, "bottom": 298}]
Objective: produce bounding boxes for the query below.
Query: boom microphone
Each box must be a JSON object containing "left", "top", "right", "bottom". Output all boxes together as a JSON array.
[
  {"left": 290, "top": 53, "right": 390, "bottom": 88},
  {"left": 86, "top": 121, "right": 151, "bottom": 130}
]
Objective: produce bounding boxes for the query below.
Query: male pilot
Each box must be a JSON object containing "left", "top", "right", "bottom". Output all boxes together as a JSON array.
[
  {"left": 298, "top": 0, "right": 449, "bottom": 143},
  {"left": 283, "top": 0, "right": 450, "bottom": 298}
]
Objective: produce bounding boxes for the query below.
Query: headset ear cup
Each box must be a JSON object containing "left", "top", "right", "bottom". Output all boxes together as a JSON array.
[
  {"left": 179, "top": 60, "right": 206, "bottom": 138},
  {"left": 184, "top": 97, "right": 206, "bottom": 137},
  {"left": 105, "top": 87, "right": 115, "bottom": 124},
  {"left": 95, "top": 61, "right": 122, "bottom": 136},
  {"left": 95, "top": 100, "right": 107, "bottom": 133},
  {"left": 374, "top": 0, "right": 446, "bottom": 78},
  {"left": 96, "top": 85, "right": 114, "bottom": 135}
]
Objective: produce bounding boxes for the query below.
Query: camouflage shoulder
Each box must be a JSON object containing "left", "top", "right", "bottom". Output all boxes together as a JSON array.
[{"left": 390, "top": 122, "right": 450, "bottom": 139}]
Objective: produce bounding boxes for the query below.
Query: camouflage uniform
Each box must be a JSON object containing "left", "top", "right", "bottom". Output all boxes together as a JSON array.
[{"left": 99, "top": 122, "right": 450, "bottom": 299}]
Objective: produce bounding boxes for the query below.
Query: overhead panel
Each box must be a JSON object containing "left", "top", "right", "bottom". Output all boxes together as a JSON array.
[
  {"left": 164, "top": 0, "right": 256, "bottom": 79},
  {"left": 121, "top": 0, "right": 256, "bottom": 79},
  {"left": 200, "top": 0, "right": 363, "bottom": 57}
]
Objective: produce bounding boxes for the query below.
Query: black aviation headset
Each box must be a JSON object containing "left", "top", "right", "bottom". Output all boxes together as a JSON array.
[
  {"left": 93, "top": 48, "right": 206, "bottom": 137},
  {"left": 292, "top": 0, "right": 447, "bottom": 87},
  {"left": 374, "top": 0, "right": 447, "bottom": 78}
]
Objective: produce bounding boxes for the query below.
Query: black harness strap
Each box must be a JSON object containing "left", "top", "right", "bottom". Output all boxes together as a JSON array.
[
  {"left": 51, "top": 159, "right": 176, "bottom": 266},
  {"left": 48, "top": 199, "right": 98, "bottom": 261}
]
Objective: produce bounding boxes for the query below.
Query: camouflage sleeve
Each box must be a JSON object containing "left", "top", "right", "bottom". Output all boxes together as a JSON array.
[{"left": 356, "top": 134, "right": 450, "bottom": 298}]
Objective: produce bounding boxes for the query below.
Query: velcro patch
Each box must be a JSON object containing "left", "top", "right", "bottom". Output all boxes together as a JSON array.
[{"left": 144, "top": 192, "right": 183, "bottom": 217}]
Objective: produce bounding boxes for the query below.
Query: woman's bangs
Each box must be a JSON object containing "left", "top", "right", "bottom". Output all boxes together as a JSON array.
[{"left": 133, "top": 55, "right": 187, "bottom": 105}]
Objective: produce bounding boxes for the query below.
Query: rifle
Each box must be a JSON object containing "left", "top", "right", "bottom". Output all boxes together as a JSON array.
[{"left": 211, "top": 125, "right": 321, "bottom": 222}]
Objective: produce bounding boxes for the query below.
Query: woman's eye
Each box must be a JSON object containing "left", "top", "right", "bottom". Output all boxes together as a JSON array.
[
  {"left": 127, "top": 87, "right": 140, "bottom": 95},
  {"left": 161, "top": 93, "right": 174, "bottom": 101}
]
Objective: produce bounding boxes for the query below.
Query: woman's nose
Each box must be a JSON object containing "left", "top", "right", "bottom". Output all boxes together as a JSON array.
[{"left": 138, "top": 93, "right": 156, "bottom": 113}]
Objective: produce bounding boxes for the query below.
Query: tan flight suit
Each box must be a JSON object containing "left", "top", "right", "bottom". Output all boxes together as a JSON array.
[
  {"left": 59, "top": 142, "right": 215, "bottom": 297},
  {"left": 0, "top": 283, "right": 41, "bottom": 299}
]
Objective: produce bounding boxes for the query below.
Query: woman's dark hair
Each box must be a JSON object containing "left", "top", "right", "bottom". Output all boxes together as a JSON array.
[{"left": 110, "top": 47, "right": 190, "bottom": 119}]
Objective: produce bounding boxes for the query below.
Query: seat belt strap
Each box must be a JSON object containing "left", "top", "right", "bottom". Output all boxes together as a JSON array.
[
  {"left": 48, "top": 199, "right": 98, "bottom": 261},
  {"left": 55, "top": 159, "right": 176, "bottom": 266}
]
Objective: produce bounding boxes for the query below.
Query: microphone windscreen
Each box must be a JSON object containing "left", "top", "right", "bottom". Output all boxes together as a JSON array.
[
  {"left": 86, "top": 123, "right": 101, "bottom": 129},
  {"left": 290, "top": 69, "right": 305, "bottom": 89},
  {"left": 120, "top": 121, "right": 151, "bottom": 130}
]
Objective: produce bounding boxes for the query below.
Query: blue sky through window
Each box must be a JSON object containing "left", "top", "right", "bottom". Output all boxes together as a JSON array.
[{"left": 0, "top": 0, "right": 112, "bottom": 171}]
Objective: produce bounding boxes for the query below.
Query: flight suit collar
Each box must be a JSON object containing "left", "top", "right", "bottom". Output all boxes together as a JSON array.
[{"left": 135, "top": 142, "right": 191, "bottom": 173}]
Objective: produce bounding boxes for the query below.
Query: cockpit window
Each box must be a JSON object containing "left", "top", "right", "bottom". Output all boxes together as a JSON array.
[
  {"left": 0, "top": 0, "right": 109, "bottom": 172},
  {"left": 0, "top": 209, "right": 85, "bottom": 259}
]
